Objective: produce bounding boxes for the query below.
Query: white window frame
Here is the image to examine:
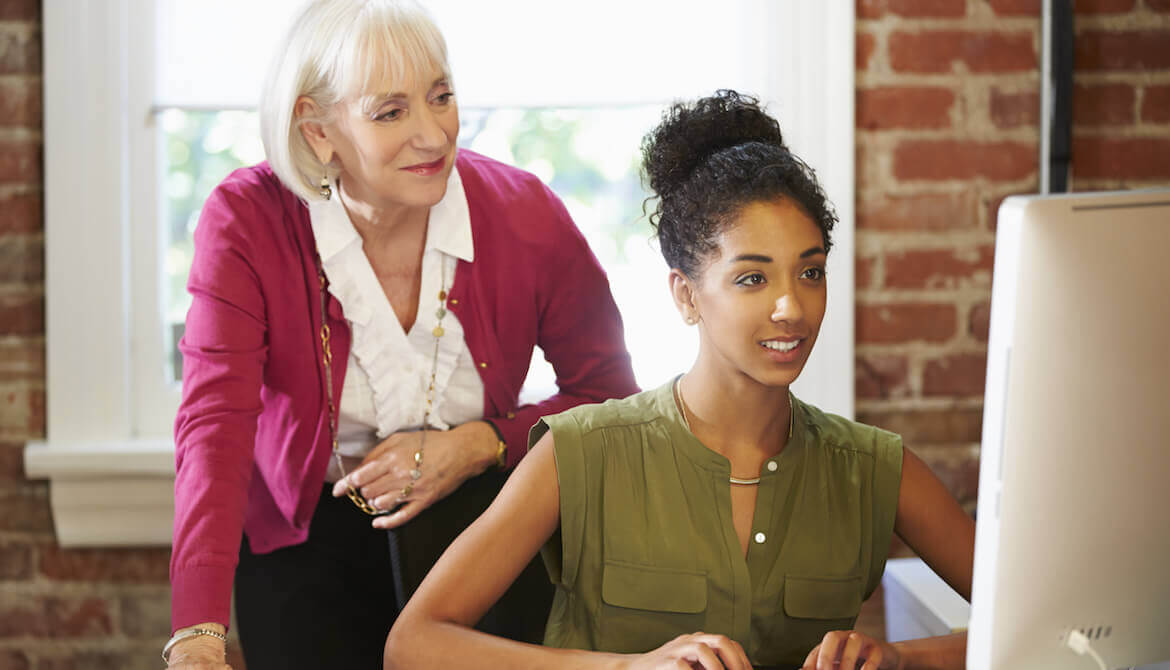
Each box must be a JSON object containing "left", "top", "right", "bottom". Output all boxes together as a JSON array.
[{"left": 25, "top": 0, "right": 855, "bottom": 546}]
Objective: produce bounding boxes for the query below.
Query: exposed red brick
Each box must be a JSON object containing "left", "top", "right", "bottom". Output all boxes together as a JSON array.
[
  {"left": 0, "top": 540, "right": 32, "bottom": 580},
  {"left": 1072, "top": 137, "right": 1170, "bottom": 180},
  {"left": 858, "top": 190, "right": 978, "bottom": 230},
  {"left": 856, "top": 407, "right": 984, "bottom": 443},
  {"left": 0, "top": 27, "right": 39, "bottom": 75},
  {"left": 969, "top": 301, "right": 991, "bottom": 342},
  {"left": 0, "top": 596, "right": 112, "bottom": 638},
  {"left": 0, "top": 442, "right": 26, "bottom": 480},
  {"left": 890, "top": 30, "right": 1036, "bottom": 74},
  {"left": 1076, "top": 30, "right": 1170, "bottom": 71},
  {"left": 33, "top": 654, "right": 132, "bottom": 670},
  {"left": 894, "top": 140, "right": 1036, "bottom": 181},
  {"left": 858, "top": 31, "right": 877, "bottom": 71},
  {"left": 1076, "top": 0, "right": 1136, "bottom": 12},
  {"left": 856, "top": 302, "right": 957, "bottom": 344},
  {"left": 0, "top": 291, "right": 43, "bottom": 336},
  {"left": 858, "top": 86, "right": 955, "bottom": 130},
  {"left": 1074, "top": 83, "right": 1136, "bottom": 126},
  {"left": 856, "top": 353, "right": 911, "bottom": 400},
  {"left": 988, "top": 0, "right": 1040, "bottom": 15},
  {"left": 39, "top": 546, "right": 171, "bottom": 583},
  {"left": 0, "top": 593, "right": 46, "bottom": 635},
  {"left": 1141, "top": 85, "right": 1170, "bottom": 123},
  {"left": 990, "top": 88, "right": 1040, "bottom": 129},
  {"left": 0, "top": 483, "right": 53, "bottom": 533},
  {"left": 923, "top": 352, "right": 988, "bottom": 396},
  {"left": 0, "top": 650, "right": 30, "bottom": 670},
  {"left": 915, "top": 445, "right": 982, "bottom": 505},
  {"left": 119, "top": 593, "right": 171, "bottom": 638},
  {"left": 0, "top": 383, "right": 45, "bottom": 439},
  {"left": 884, "top": 246, "right": 994, "bottom": 290},
  {"left": 48, "top": 597, "right": 115, "bottom": 637},
  {"left": 0, "top": 339, "right": 44, "bottom": 383},
  {"left": 858, "top": 0, "right": 884, "bottom": 19},
  {"left": 856, "top": 255, "right": 875, "bottom": 290},
  {"left": 857, "top": 0, "right": 965, "bottom": 18},
  {"left": 0, "top": 0, "right": 38, "bottom": 21},
  {"left": 0, "top": 138, "right": 40, "bottom": 184},
  {"left": 0, "top": 77, "right": 40, "bottom": 128},
  {"left": 0, "top": 235, "right": 43, "bottom": 283},
  {"left": 0, "top": 191, "right": 42, "bottom": 233}
]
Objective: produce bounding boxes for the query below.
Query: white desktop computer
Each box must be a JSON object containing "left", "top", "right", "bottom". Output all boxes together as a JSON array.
[{"left": 968, "top": 189, "right": 1170, "bottom": 669}]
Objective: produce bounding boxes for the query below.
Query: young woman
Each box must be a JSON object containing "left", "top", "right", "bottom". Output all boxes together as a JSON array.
[{"left": 383, "top": 91, "right": 975, "bottom": 670}]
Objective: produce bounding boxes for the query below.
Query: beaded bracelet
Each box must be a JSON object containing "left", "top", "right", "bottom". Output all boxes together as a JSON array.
[{"left": 162, "top": 627, "right": 227, "bottom": 663}]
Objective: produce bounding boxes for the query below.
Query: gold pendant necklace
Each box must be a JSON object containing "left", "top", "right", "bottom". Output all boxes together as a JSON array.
[{"left": 672, "top": 376, "right": 793, "bottom": 486}]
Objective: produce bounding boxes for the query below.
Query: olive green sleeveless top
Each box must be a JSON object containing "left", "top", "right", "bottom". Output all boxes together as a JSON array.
[{"left": 530, "top": 380, "right": 903, "bottom": 668}]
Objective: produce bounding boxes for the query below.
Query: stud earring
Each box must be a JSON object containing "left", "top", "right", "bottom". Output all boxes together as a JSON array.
[
  {"left": 685, "top": 315, "right": 697, "bottom": 325},
  {"left": 319, "top": 175, "right": 332, "bottom": 200}
]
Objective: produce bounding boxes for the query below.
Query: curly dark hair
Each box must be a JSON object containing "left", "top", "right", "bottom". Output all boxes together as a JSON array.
[{"left": 641, "top": 90, "right": 837, "bottom": 278}]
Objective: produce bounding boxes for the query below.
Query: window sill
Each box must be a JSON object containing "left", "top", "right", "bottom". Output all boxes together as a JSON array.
[{"left": 23, "top": 440, "right": 175, "bottom": 547}]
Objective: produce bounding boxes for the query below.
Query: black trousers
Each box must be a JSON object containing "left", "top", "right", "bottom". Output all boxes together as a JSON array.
[{"left": 235, "top": 478, "right": 553, "bottom": 670}]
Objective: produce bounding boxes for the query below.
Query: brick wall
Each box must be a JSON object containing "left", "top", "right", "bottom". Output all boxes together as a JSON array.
[
  {"left": 855, "top": 0, "right": 1170, "bottom": 525},
  {"left": 0, "top": 0, "right": 1168, "bottom": 665},
  {"left": 852, "top": 0, "right": 1169, "bottom": 639},
  {"left": 0, "top": 2, "right": 208, "bottom": 668}
]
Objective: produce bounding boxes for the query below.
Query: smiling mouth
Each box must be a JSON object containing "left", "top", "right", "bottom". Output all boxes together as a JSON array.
[
  {"left": 402, "top": 157, "right": 445, "bottom": 173},
  {"left": 761, "top": 339, "right": 801, "bottom": 352}
]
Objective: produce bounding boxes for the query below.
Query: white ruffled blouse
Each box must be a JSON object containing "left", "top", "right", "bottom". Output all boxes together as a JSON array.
[{"left": 309, "top": 168, "right": 485, "bottom": 481}]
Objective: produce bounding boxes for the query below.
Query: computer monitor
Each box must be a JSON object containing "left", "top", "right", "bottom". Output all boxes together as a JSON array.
[{"left": 968, "top": 189, "right": 1170, "bottom": 670}]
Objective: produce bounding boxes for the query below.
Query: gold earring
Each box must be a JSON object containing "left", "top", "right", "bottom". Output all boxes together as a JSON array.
[{"left": 319, "top": 175, "right": 332, "bottom": 200}]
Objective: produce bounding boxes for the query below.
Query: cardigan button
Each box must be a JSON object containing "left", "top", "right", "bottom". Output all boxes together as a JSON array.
[
  {"left": 766, "top": 460, "right": 778, "bottom": 472},
  {"left": 450, "top": 298, "right": 459, "bottom": 305},
  {"left": 506, "top": 411, "right": 516, "bottom": 419},
  {"left": 479, "top": 361, "right": 488, "bottom": 369},
  {"left": 754, "top": 532, "right": 767, "bottom": 544}
]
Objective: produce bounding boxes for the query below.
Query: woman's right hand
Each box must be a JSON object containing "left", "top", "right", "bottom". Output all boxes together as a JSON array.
[
  {"left": 624, "top": 633, "right": 753, "bottom": 670},
  {"left": 165, "top": 632, "right": 232, "bottom": 670}
]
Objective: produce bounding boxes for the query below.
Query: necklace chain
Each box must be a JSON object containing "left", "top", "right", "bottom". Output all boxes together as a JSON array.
[
  {"left": 319, "top": 254, "right": 448, "bottom": 515},
  {"left": 673, "top": 376, "right": 793, "bottom": 486}
]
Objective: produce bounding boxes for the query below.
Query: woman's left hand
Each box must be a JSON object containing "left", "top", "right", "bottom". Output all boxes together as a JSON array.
[
  {"left": 802, "top": 630, "right": 903, "bottom": 670},
  {"left": 331, "top": 421, "right": 499, "bottom": 529}
]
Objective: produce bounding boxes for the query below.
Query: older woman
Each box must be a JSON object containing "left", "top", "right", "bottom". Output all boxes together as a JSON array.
[{"left": 163, "top": 1, "right": 637, "bottom": 668}]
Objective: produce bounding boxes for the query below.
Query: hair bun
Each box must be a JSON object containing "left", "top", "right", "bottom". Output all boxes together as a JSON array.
[{"left": 642, "top": 89, "right": 785, "bottom": 198}]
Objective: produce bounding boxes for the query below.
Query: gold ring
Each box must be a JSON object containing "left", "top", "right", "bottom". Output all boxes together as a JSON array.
[{"left": 401, "top": 483, "right": 414, "bottom": 498}]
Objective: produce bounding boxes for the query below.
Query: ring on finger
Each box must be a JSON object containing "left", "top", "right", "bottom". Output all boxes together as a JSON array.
[{"left": 400, "top": 482, "right": 414, "bottom": 499}]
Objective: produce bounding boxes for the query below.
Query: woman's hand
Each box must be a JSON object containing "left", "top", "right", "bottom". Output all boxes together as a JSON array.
[
  {"left": 623, "top": 633, "right": 753, "bottom": 670},
  {"left": 802, "top": 630, "right": 903, "bottom": 670},
  {"left": 165, "top": 628, "right": 231, "bottom": 670},
  {"left": 332, "top": 421, "right": 499, "bottom": 529}
]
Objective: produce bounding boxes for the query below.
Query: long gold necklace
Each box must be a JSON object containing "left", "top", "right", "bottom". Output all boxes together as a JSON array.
[
  {"left": 318, "top": 256, "right": 448, "bottom": 515},
  {"left": 673, "top": 376, "right": 793, "bottom": 486}
]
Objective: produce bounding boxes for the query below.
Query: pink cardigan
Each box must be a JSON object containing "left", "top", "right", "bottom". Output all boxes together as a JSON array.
[{"left": 171, "top": 150, "right": 638, "bottom": 630}]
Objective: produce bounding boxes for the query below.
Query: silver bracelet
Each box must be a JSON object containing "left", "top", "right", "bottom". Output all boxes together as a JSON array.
[{"left": 161, "top": 627, "right": 228, "bottom": 663}]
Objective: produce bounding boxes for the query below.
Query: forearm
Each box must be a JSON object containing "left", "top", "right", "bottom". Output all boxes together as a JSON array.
[
  {"left": 892, "top": 632, "right": 966, "bottom": 670},
  {"left": 385, "top": 615, "right": 625, "bottom": 670}
]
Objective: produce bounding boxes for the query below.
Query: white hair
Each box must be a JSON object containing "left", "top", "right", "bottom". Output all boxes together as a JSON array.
[{"left": 260, "top": 0, "right": 451, "bottom": 202}]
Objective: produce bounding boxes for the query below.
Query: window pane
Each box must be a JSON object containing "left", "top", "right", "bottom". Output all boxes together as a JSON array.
[{"left": 160, "top": 106, "right": 694, "bottom": 391}]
